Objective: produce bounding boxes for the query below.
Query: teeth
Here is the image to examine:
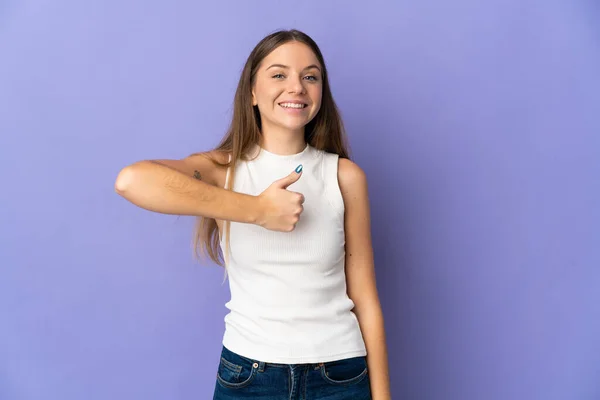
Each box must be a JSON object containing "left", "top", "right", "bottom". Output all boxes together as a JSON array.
[{"left": 280, "top": 103, "right": 305, "bottom": 109}]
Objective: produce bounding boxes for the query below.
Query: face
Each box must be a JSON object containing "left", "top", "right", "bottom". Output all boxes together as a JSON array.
[{"left": 252, "top": 41, "right": 323, "bottom": 135}]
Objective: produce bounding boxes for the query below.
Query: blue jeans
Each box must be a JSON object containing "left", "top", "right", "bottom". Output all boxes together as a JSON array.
[{"left": 213, "top": 346, "right": 372, "bottom": 399}]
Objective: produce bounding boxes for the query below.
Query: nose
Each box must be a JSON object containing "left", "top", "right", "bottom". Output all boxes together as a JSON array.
[{"left": 287, "top": 75, "right": 305, "bottom": 94}]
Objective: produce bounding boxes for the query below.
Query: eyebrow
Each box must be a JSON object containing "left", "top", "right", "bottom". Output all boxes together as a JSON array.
[{"left": 266, "top": 64, "right": 321, "bottom": 72}]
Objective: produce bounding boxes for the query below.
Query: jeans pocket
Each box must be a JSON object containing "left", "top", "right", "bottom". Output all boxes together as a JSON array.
[
  {"left": 320, "top": 356, "right": 368, "bottom": 386},
  {"left": 216, "top": 347, "right": 258, "bottom": 389}
]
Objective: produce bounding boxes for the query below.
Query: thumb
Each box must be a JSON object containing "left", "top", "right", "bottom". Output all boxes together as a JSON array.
[{"left": 276, "top": 164, "right": 303, "bottom": 189}]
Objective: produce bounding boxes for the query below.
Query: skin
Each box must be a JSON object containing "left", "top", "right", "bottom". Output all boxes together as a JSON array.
[{"left": 338, "top": 158, "right": 391, "bottom": 400}]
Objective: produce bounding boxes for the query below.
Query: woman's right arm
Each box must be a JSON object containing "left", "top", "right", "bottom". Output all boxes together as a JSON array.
[
  {"left": 114, "top": 151, "right": 259, "bottom": 224},
  {"left": 114, "top": 151, "right": 305, "bottom": 231}
]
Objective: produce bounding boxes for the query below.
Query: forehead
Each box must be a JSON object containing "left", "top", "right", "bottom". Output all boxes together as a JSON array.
[{"left": 261, "top": 41, "right": 321, "bottom": 69}]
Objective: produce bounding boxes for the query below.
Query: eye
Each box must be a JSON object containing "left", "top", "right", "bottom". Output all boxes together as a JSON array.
[
  {"left": 272, "top": 73, "right": 285, "bottom": 79},
  {"left": 304, "top": 75, "right": 319, "bottom": 82}
]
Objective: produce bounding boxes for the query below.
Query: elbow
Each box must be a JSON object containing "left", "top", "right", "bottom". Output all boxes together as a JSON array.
[{"left": 114, "top": 165, "right": 137, "bottom": 195}]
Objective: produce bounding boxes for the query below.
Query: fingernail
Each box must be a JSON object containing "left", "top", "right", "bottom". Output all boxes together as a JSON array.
[{"left": 295, "top": 164, "right": 303, "bottom": 173}]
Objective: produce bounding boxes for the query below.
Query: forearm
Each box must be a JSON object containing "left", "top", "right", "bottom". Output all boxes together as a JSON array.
[
  {"left": 114, "top": 161, "right": 257, "bottom": 223},
  {"left": 356, "top": 304, "right": 391, "bottom": 400}
]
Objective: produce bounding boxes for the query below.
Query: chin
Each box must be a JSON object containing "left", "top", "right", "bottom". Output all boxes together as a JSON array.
[
  {"left": 277, "top": 124, "right": 307, "bottom": 133},
  {"left": 266, "top": 116, "right": 307, "bottom": 132}
]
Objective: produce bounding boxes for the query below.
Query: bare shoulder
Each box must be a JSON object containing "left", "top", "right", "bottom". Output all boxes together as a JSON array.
[
  {"left": 186, "top": 149, "right": 230, "bottom": 165},
  {"left": 152, "top": 149, "right": 231, "bottom": 187},
  {"left": 337, "top": 158, "right": 368, "bottom": 198},
  {"left": 187, "top": 149, "right": 231, "bottom": 188}
]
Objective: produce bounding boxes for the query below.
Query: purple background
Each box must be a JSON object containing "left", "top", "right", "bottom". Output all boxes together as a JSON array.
[{"left": 1, "top": 1, "right": 599, "bottom": 399}]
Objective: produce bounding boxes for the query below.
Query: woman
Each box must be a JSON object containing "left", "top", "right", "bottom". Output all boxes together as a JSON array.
[{"left": 115, "top": 29, "right": 391, "bottom": 400}]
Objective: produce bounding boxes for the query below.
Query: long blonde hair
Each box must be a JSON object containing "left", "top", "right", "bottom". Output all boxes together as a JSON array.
[{"left": 194, "top": 29, "right": 350, "bottom": 267}]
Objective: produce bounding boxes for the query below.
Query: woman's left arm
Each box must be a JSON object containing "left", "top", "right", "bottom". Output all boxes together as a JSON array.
[{"left": 338, "top": 158, "right": 392, "bottom": 400}]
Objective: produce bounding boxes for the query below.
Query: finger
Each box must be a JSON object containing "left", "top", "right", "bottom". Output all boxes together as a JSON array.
[{"left": 276, "top": 164, "right": 303, "bottom": 189}]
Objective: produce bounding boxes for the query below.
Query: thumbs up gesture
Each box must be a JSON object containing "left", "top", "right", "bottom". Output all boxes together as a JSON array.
[{"left": 255, "top": 165, "right": 305, "bottom": 232}]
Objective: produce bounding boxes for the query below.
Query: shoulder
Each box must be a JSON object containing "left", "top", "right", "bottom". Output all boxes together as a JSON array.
[
  {"left": 336, "top": 159, "right": 371, "bottom": 228},
  {"left": 317, "top": 148, "right": 366, "bottom": 183},
  {"left": 183, "top": 149, "right": 231, "bottom": 187},
  {"left": 317, "top": 149, "right": 368, "bottom": 199},
  {"left": 337, "top": 158, "right": 368, "bottom": 196},
  {"left": 186, "top": 149, "right": 231, "bottom": 165}
]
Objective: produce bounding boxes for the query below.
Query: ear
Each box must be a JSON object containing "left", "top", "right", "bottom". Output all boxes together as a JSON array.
[{"left": 251, "top": 90, "right": 257, "bottom": 106}]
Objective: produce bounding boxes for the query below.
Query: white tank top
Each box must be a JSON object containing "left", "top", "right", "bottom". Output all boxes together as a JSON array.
[{"left": 219, "top": 144, "right": 367, "bottom": 364}]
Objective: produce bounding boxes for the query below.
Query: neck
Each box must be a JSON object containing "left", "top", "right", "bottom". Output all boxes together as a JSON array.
[{"left": 259, "top": 125, "right": 306, "bottom": 155}]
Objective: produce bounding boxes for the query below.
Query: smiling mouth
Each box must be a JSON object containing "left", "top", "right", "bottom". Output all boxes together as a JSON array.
[{"left": 279, "top": 102, "right": 308, "bottom": 109}]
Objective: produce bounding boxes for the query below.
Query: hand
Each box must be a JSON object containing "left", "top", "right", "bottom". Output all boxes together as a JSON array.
[{"left": 255, "top": 165, "right": 305, "bottom": 232}]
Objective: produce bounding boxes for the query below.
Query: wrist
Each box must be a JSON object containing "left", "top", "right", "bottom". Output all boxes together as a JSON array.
[{"left": 246, "top": 195, "right": 264, "bottom": 226}]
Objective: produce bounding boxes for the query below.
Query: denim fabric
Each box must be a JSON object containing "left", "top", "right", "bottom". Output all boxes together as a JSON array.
[{"left": 213, "top": 346, "right": 372, "bottom": 399}]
